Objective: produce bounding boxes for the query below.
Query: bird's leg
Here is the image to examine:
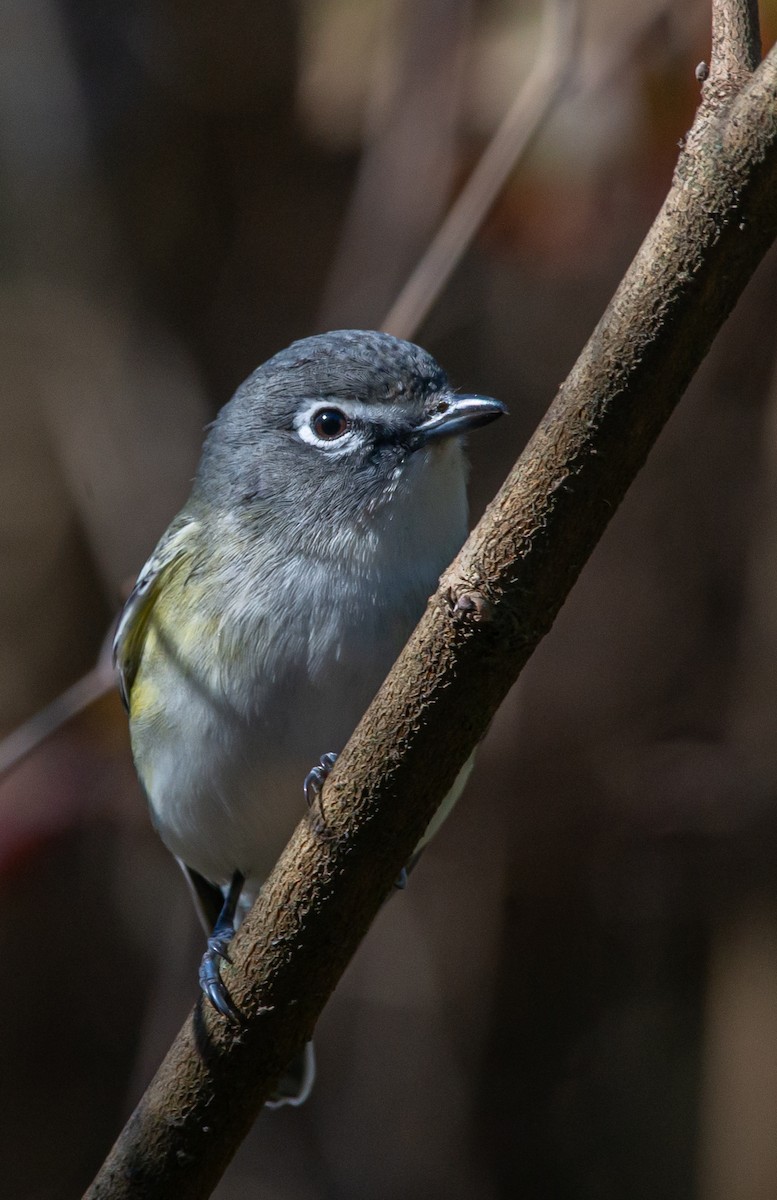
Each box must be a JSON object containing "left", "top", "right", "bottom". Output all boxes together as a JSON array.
[{"left": 199, "top": 869, "right": 245, "bottom": 1022}]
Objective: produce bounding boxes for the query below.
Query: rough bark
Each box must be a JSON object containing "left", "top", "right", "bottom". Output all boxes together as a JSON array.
[
  {"left": 86, "top": 38, "right": 777, "bottom": 1200},
  {"left": 705, "top": 0, "right": 761, "bottom": 106}
]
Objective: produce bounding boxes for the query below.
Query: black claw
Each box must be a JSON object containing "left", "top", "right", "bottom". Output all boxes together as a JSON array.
[
  {"left": 199, "top": 947, "right": 242, "bottom": 1022},
  {"left": 394, "top": 867, "right": 408, "bottom": 889},
  {"left": 304, "top": 752, "right": 338, "bottom": 808}
]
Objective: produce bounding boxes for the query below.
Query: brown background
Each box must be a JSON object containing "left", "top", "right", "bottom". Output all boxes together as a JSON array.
[{"left": 2, "top": 2, "right": 777, "bottom": 1197}]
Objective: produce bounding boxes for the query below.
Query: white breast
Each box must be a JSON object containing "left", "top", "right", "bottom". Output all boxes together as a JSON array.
[{"left": 135, "top": 440, "right": 469, "bottom": 888}]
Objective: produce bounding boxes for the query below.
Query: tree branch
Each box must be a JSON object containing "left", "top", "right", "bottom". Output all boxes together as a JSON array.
[
  {"left": 703, "top": 0, "right": 761, "bottom": 107},
  {"left": 86, "top": 40, "right": 777, "bottom": 1200}
]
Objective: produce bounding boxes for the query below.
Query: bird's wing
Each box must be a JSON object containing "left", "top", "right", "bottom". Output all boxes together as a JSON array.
[{"left": 112, "top": 518, "right": 199, "bottom": 711}]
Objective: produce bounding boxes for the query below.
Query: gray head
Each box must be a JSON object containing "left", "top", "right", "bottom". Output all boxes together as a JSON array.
[{"left": 192, "top": 330, "right": 504, "bottom": 539}]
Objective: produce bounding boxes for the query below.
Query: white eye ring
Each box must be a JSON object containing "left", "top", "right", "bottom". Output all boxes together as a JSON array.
[{"left": 294, "top": 401, "right": 362, "bottom": 453}]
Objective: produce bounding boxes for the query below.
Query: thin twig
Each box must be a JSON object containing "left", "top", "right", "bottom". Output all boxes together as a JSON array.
[
  {"left": 0, "top": 644, "right": 114, "bottom": 777},
  {"left": 317, "top": 0, "right": 472, "bottom": 330},
  {"left": 382, "top": 0, "right": 579, "bottom": 340}
]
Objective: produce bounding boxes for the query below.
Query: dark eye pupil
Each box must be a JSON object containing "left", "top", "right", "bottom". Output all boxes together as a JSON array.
[{"left": 312, "top": 408, "right": 348, "bottom": 439}]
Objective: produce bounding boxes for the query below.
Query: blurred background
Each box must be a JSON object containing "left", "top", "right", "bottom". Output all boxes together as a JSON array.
[{"left": 2, "top": 0, "right": 777, "bottom": 1196}]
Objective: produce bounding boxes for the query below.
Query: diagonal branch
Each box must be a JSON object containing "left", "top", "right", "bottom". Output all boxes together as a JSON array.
[
  {"left": 316, "top": 0, "right": 473, "bottom": 330},
  {"left": 85, "top": 38, "right": 777, "bottom": 1200},
  {"left": 382, "top": 0, "right": 578, "bottom": 340},
  {"left": 0, "top": 647, "right": 114, "bottom": 775}
]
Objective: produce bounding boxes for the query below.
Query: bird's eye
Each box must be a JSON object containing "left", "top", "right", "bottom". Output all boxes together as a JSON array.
[{"left": 311, "top": 408, "right": 349, "bottom": 440}]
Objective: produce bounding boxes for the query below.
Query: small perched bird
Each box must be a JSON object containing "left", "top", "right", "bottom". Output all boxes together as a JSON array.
[{"left": 114, "top": 330, "right": 504, "bottom": 1103}]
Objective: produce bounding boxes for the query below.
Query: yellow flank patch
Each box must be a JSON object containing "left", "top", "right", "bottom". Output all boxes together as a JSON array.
[
  {"left": 129, "top": 585, "right": 227, "bottom": 712},
  {"left": 128, "top": 631, "right": 166, "bottom": 725},
  {"left": 124, "top": 532, "right": 263, "bottom": 737}
]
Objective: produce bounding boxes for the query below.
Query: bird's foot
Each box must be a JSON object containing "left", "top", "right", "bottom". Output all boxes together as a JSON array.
[
  {"left": 199, "top": 870, "right": 244, "bottom": 1023},
  {"left": 199, "top": 938, "right": 241, "bottom": 1023},
  {"left": 304, "top": 751, "right": 339, "bottom": 837}
]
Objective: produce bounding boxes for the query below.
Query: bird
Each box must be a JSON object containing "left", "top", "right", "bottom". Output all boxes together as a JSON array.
[{"left": 113, "top": 329, "right": 505, "bottom": 1103}]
